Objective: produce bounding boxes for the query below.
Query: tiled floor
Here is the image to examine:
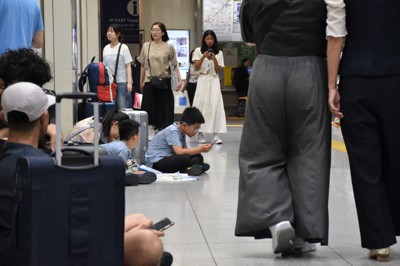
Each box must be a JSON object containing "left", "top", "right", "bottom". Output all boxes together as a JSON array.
[{"left": 125, "top": 121, "right": 400, "bottom": 265}]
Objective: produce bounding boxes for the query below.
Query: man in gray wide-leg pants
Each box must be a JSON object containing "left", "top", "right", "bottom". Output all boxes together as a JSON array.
[{"left": 235, "top": 54, "right": 331, "bottom": 245}]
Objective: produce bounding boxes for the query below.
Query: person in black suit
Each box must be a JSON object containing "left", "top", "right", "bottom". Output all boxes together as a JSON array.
[
  {"left": 330, "top": 0, "right": 400, "bottom": 261},
  {"left": 233, "top": 58, "right": 251, "bottom": 117},
  {"left": 233, "top": 58, "right": 251, "bottom": 97}
]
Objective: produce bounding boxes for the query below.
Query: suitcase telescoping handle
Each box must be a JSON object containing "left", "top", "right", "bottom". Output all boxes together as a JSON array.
[{"left": 55, "top": 92, "right": 100, "bottom": 167}]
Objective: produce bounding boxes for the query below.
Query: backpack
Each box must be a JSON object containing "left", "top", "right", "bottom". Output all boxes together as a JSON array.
[
  {"left": 65, "top": 116, "right": 96, "bottom": 143},
  {"left": 78, "top": 57, "right": 116, "bottom": 102}
]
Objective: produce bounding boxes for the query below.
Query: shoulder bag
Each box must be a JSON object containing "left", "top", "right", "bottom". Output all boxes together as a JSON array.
[{"left": 97, "top": 43, "right": 122, "bottom": 102}]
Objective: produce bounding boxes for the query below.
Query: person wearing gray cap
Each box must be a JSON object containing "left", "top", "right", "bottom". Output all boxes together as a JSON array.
[{"left": 0, "top": 82, "right": 50, "bottom": 266}]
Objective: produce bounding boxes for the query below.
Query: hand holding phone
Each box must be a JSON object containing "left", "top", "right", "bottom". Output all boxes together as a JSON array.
[
  {"left": 206, "top": 48, "right": 214, "bottom": 59},
  {"left": 150, "top": 217, "right": 175, "bottom": 232}
]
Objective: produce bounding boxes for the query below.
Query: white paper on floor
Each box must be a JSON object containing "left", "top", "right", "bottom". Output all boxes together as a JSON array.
[{"left": 156, "top": 173, "right": 199, "bottom": 182}]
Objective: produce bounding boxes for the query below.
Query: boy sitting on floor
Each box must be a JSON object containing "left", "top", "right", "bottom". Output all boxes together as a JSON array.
[
  {"left": 145, "top": 107, "right": 212, "bottom": 176},
  {"left": 100, "top": 119, "right": 156, "bottom": 185}
]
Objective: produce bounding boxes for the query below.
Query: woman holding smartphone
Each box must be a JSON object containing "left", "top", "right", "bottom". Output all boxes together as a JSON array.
[{"left": 192, "top": 30, "right": 226, "bottom": 144}]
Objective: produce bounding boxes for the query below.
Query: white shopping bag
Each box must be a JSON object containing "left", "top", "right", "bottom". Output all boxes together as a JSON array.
[{"left": 175, "top": 92, "right": 188, "bottom": 107}]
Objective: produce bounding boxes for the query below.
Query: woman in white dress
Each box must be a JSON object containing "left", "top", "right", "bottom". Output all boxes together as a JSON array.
[{"left": 192, "top": 30, "right": 226, "bottom": 144}]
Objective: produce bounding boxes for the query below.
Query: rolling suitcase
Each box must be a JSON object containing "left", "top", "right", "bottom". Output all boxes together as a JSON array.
[
  {"left": 78, "top": 100, "right": 117, "bottom": 121},
  {"left": 12, "top": 93, "right": 125, "bottom": 266},
  {"left": 119, "top": 108, "right": 148, "bottom": 164}
]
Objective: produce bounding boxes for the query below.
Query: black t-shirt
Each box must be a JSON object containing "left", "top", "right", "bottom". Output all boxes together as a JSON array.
[
  {"left": 233, "top": 65, "right": 249, "bottom": 96},
  {"left": 0, "top": 142, "right": 47, "bottom": 266}
]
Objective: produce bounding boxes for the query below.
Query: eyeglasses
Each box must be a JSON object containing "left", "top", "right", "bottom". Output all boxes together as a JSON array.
[
  {"left": 151, "top": 29, "right": 161, "bottom": 32},
  {"left": 189, "top": 125, "right": 200, "bottom": 133},
  {"left": 183, "top": 122, "right": 200, "bottom": 133}
]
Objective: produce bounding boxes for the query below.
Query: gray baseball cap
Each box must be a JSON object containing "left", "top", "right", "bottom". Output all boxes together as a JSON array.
[{"left": 2, "top": 82, "right": 49, "bottom": 122}]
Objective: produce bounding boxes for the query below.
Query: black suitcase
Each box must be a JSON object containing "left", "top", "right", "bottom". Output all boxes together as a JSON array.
[
  {"left": 78, "top": 101, "right": 117, "bottom": 121},
  {"left": 12, "top": 93, "right": 125, "bottom": 266}
]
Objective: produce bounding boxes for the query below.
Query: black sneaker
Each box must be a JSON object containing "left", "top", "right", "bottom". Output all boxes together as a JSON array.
[
  {"left": 125, "top": 173, "right": 139, "bottom": 186},
  {"left": 160, "top": 251, "right": 173, "bottom": 266},
  {"left": 139, "top": 172, "right": 157, "bottom": 184},
  {"left": 201, "top": 162, "right": 210, "bottom": 172},
  {"left": 187, "top": 164, "right": 203, "bottom": 176}
]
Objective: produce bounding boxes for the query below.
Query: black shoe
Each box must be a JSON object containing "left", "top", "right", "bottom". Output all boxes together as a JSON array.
[
  {"left": 139, "top": 172, "right": 157, "bottom": 184},
  {"left": 187, "top": 164, "right": 203, "bottom": 176},
  {"left": 160, "top": 251, "right": 173, "bottom": 266},
  {"left": 201, "top": 162, "right": 210, "bottom": 172},
  {"left": 125, "top": 173, "right": 139, "bottom": 186}
]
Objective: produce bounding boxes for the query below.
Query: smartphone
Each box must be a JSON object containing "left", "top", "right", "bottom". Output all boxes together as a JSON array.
[
  {"left": 210, "top": 140, "right": 217, "bottom": 145},
  {"left": 207, "top": 48, "right": 214, "bottom": 58},
  {"left": 150, "top": 217, "right": 175, "bottom": 231}
]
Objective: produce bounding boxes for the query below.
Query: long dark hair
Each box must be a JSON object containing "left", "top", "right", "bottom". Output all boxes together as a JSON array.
[
  {"left": 151, "top": 22, "right": 169, "bottom": 42},
  {"left": 200, "top": 30, "right": 220, "bottom": 55},
  {"left": 101, "top": 109, "right": 129, "bottom": 139},
  {"left": 189, "top": 49, "right": 195, "bottom": 64}
]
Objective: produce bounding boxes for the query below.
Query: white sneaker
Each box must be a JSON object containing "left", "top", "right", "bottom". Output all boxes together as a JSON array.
[
  {"left": 269, "top": 221, "right": 295, "bottom": 254},
  {"left": 198, "top": 132, "right": 206, "bottom": 144},
  {"left": 285, "top": 235, "right": 317, "bottom": 254},
  {"left": 212, "top": 134, "right": 223, "bottom": 144}
]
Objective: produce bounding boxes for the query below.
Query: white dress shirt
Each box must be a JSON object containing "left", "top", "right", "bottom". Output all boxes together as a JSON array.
[{"left": 325, "top": 0, "right": 347, "bottom": 37}]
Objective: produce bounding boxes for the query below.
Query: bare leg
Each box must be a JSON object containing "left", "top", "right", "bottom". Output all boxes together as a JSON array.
[
  {"left": 124, "top": 213, "right": 152, "bottom": 232},
  {"left": 124, "top": 229, "right": 163, "bottom": 266}
]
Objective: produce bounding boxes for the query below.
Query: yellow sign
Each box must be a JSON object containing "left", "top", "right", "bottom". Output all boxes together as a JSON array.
[{"left": 224, "top": 66, "right": 234, "bottom": 86}]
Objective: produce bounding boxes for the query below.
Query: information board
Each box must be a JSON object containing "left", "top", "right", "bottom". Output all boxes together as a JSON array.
[
  {"left": 167, "top": 30, "right": 190, "bottom": 77},
  {"left": 203, "top": 0, "right": 243, "bottom": 42}
]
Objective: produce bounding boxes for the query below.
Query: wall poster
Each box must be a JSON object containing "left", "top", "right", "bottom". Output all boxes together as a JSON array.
[{"left": 167, "top": 29, "right": 190, "bottom": 78}]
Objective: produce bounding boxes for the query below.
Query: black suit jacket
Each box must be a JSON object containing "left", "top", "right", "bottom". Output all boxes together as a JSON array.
[{"left": 339, "top": 0, "right": 400, "bottom": 76}]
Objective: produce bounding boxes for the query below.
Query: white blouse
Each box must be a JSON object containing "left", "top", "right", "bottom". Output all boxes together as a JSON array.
[
  {"left": 193, "top": 47, "right": 225, "bottom": 76},
  {"left": 325, "top": 0, "right": 347, "bottom": 37}
]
